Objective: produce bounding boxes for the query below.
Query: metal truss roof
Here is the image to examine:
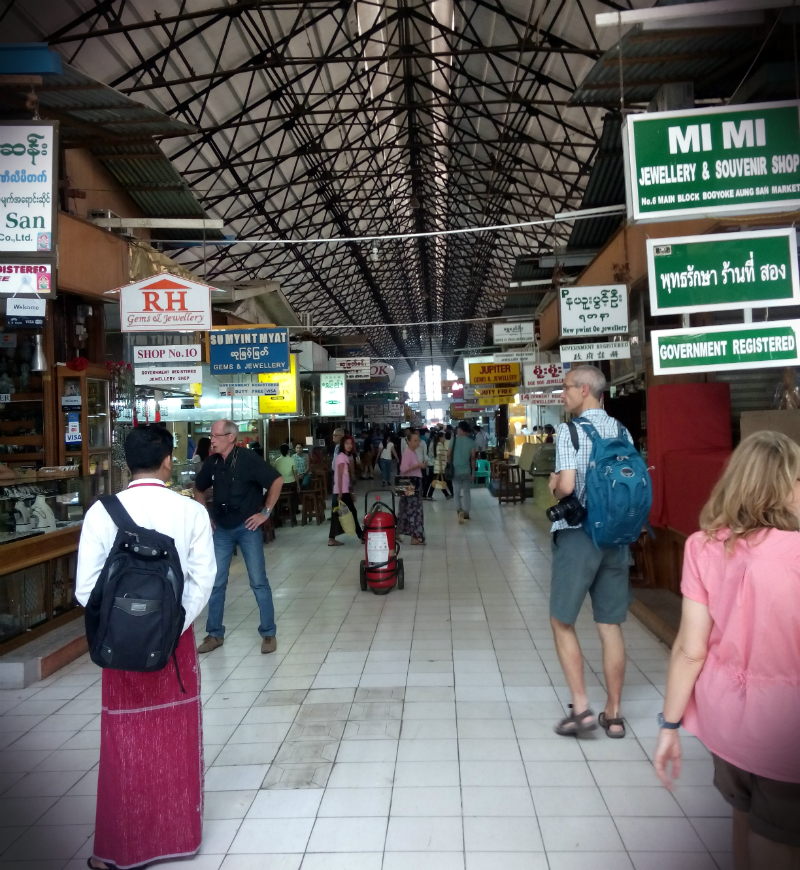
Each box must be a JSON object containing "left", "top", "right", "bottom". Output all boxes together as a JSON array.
[{"left": 5, "top": 0, "right": 640, "bottom": 369}]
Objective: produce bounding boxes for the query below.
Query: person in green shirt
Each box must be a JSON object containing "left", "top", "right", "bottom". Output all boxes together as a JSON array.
[{"left": 450, "top": 421, "right": 476, "bottom": 523}]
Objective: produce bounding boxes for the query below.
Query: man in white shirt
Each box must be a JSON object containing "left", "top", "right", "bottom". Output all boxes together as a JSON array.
[{"left": 76, "top": 426, "right": 216, "bottom": 870}]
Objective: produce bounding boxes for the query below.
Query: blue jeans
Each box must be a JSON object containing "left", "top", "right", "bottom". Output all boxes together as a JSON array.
[
  {"left": 379, "top": 458, "right": 392, "bottom": 483},
  {"left": 206, "top": 522, "right": 276, "bottom": 638}
]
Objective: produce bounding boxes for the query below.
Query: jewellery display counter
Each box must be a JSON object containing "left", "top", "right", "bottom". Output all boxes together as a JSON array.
[{"left": 0, "top": 470, "right": 108, "bottom": 649}]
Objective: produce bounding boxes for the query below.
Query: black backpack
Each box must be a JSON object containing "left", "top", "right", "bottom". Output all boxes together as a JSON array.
[{"left": 84, "top": 495, "right": 187, "bottom": 691}]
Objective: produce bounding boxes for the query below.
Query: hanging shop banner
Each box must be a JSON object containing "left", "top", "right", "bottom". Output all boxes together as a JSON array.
[
  {"left": 132, "top": 343, "right": 202, "bottom": 364},
  {"left": 560, "top": 341, "right": 631, "bottom": 363},
  {"left": 364, "top": 403, "right": 386, "bottom": 416},
  {"left": 466, "top": 385, "right": 517, "bottom": 401},
  {"left": 493, "top": 322, "right": 535, "bottom": 345},
  {"left": 625, "top": 100, "right": 800, "bottom": 222},
  {"left": 208, "top": 326, "right": 290, "bottom": 374},
  {"left": 652, "top": 320, "right": 800, "bottom": 375},
  {"left": 523, "top": 362, "right": 568, "bottom": 388},
  {"left": 477, "top": 398, "right": 501, "bottom": 407},
  {"left": 319, "top": 371, "right": 346, "bottom": 416},
  {"left": 6, "top": 296, "right": 45, "bottom": 327},
  {"left": 257, "top": 353, "right": 298, "bottom": 414},
  {"left": 370, "top": 362, "right": 396, "bottom": 383},
  {"left": 517, "top": 392, "right": 563, "bottom": 406},
  {"left": 468, "top": 362, "right": 521, "bottom": 385},
  {"left": 0, "top": 121, "right": 57, "bottom": 254},
  {"left": 560, "top": 285, "right": 628, "bottom": 338},
  {"left": 647, "top": 228, "right": 800, "bottom": 315},
  {"left": 218, "top": 383, "right": 280, "bottom": 397},
  {"left": 332, "top": 357, "right": 370, "bottom": 379},
  {"left": 388, "top": 401, "right": 405, "bottom": 416},
  {"left": 118, "top": 274, "right": 212, "bottom": 332},
  {"left": 494, "top": 350, "right": 538, "bottom": 365},
  {"left": 0, "top": 262, "right": 54, "bottom": 297},
  {"left": 450, "top": 402, "right": 483, "bottom": 418},
  {"left": 134, "top": 364, "right": 203, "bottom": 386}
]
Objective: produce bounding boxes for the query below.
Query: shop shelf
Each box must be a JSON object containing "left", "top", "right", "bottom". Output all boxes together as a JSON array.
[
  {"left": 5, "top": 452, "right": 45, "bottom": 462},
  {"left": 7, "top": 394, "right": 43, "bottom": 402},
  {"left": 0, "top": 435, "right": 43, "bottom": 446}
]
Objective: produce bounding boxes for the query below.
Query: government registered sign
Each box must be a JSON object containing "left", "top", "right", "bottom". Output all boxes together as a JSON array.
[
  {"left": 647, "top": 228, "right": 800, "bottom": 315},
  {"left": 652, "top": 320, "right": 800, "bottom": 375},
  {"left": 560, "top": 342, "right": 631, "bottom": 363},
  {"left": 626, "top": 100, "right": 800, "bottom": 221}
]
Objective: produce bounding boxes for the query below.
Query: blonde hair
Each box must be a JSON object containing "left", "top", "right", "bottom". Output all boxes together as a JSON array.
[{"left": 700, "top": 430, "right": 800, "bottom": 550}]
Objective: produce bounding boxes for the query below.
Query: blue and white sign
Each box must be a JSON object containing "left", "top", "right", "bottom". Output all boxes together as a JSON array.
[{"left": 208, "top": 327, "right": 290, "bottom": 374}]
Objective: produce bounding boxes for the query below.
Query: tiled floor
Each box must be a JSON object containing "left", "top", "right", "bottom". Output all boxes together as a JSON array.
[{"left": 0, "top": 485, "right": 733, "bottom": 870}]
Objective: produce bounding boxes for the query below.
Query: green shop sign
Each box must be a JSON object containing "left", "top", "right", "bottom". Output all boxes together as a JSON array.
[
  {"left": 652, "top": 320, "right": 800, "bottom": 375},
  {"left": 625, "top": 100, "right": 800, "bottom": 221},
  {"left": 647, "top": 228, "right": 800, "bottom": 315}
]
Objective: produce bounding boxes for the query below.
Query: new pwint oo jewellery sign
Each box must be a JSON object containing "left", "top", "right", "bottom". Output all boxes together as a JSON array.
[
  {"left": 647, "top": 228, "right": 800, "bottom": 315},
  {"left": 625, "top": 100, "right": 800, "bottom": 221}
]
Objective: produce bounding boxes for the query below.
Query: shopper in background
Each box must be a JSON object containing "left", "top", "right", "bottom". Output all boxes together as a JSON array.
[
  {"left": 425, "top": 429, "right": 453, "bottom": 500},
  {"left": 473, "top": 424, "right": 488, "bottom": 458},
  {"left": 293, "top": 441, "right": 312, "bottom": 489},
  {"left": 191, "top": 436, "right": 211, "bottom": 464},
  {"left": 361, "top": 435, "right": 375, "bottom": 480},
  {"left": 654, "top": 431, "right": 800, "bottom": 868},
  {"left": 329, "top": 433, "right": 362, "bottom": 545},
  {"left": 397, "top": 429, "right": 426, "bottom": 545},
  {"left": 378, "top": 435, "right": 398, "bottom": 488},
  {"left": 548, "top": 365, "right": 633, "bottom": 738},
  {"left": 194, "top": 419, "right": 283, "bottom": 655},
  {"left": 77, "top": 426, "right": 215, "bottom": 870},
  {"left": 451, "top": 421, "right": 476, "bottom": 523}
]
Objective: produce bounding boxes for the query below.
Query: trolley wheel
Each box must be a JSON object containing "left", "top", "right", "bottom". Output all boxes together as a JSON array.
[
  {"left": 397, "top": 559, "right": 405, "bottom": 590},
  {"left": 359, "top": 561, "right": 368, "bottom": 591}
]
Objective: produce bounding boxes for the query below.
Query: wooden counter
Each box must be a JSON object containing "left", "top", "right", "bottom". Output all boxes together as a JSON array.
[{"left": 0, "top": 524, "right": 81, "bottom": 576}]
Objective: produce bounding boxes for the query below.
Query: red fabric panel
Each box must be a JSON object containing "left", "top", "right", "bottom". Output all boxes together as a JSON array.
[
  {"left": 662, "top": 449, "right": 731, "bottom": 536},
  {"left": 647, "top": 383, "right": 731, "bottom": 527},
  {"left": 94, "top": 630, "right": 203, "bottom": 868}
]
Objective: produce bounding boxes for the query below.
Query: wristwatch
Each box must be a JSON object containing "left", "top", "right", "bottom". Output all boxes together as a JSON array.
[
  {"left": 261, "top": 506, "right": 272, "bottom": 518},
  {"left": 657, "top": 712, "right": 681, "bottom": 729}
]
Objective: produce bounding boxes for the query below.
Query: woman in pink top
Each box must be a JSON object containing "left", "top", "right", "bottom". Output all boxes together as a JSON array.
[
  {"left": 655, "top": 431, "right": 800, "bottom": 868},
  {"left": 397, "top": 430, "right": 426, "bottom": 545},
  {"left": 328, "top": 434, "right": 362, "bottom": 545}
]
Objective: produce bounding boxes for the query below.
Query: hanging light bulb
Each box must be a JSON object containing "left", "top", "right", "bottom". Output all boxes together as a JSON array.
[
  {"left": 371, "top": 244, "right": 379, "bottom": 263},
  {"left": 30, "top": 334, "right": 47, "bottom": 372}
]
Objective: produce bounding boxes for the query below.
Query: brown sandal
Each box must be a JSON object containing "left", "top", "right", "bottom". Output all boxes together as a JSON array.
[
  {"left": 554, "top": 705, "right": 597, "bottom": 736},
  {"left": 598, "top": 711, "right": 626, "bottom": 739},
  {"left": 327, "top": 540, "right": 344, "bottom": 547}
]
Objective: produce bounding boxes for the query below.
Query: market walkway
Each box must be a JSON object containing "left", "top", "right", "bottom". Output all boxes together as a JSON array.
[{"left": 0, "top": 486, "right": 732, "bottom": 870}]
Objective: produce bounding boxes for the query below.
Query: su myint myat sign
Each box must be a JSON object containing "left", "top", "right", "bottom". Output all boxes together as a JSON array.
[{"left": 625, "top": 100, "right": 800, "bottom": 221}]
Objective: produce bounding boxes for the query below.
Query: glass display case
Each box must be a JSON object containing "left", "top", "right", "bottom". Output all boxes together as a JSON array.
[{"left": 170, "top": 459, "right": 200, "bottom": 495}]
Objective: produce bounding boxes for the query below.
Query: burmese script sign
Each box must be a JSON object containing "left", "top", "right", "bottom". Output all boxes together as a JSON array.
[
  {"left": 560, "top": 285, "right": 628, "bottom": 337},
  {"left": 209, "top": 326, "right": 290, "bottom": 374},
  {"left": 523, "top": 363, "right": 568, "bottom": 388},
  {"left": 0, "top": 121, "right": 57, "bottom": 253},
  {"left": 332, "top": 357, "right": 370, "bottom": 379},
  {"left": 626, "top": 100, "right": 800, "bottom": 221},
  {"left": 647, "top": 228, "right": 800, "bottom": 315},
  {"left": 118, "top": 274, "right": 212, "bottom": 332},
  {"left": 652, "top": 320, "right": 800, "bottom": 375}
]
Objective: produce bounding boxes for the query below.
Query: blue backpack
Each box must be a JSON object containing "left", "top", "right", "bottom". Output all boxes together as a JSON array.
[{"left": 568, "top": 417, "right": 652, "bottom": 548}]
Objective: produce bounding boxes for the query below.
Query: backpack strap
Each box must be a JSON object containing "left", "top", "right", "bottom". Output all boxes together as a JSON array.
[
  {"left": 99, "top": 495, "right": 141, "bottom": 537},
  {"left": 566, "top": 421, "right": 579, "bottom": 452},
  {"left": 574, "top": 417, "right": 600, "bottom": 443}
]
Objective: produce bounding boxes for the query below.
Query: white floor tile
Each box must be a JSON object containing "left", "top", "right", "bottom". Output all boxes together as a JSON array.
[
  {"left": 317, "top": 787, "right": 392, "bottom": 817},
  {"left": 307, "top": 817, "right": 387, "bottom": 852},
  {"left": 390, "top": 786, "right": 462, "bottom": 817},
  {"left": 385, "top": 816, "right": 463, "bottom": 851},
  {"left": 461, "top": 786, "right": 535, "bottom": 817},
  {"left": 463, "top": 817, "right": 543, "bottom": 852},
  {"left": 229, "top": 818, "right": 314, "bottom": 853},
  {"left": 246, "top": 788, "right": 324, "bottom": 818}
]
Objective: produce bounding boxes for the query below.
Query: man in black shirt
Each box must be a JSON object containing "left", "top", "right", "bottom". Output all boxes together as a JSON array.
[{"left": 194, "top": 419, "right": 283, "bottom": 654}]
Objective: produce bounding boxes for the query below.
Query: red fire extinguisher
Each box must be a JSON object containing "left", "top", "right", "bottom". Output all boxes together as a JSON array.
[{"left": 360, "top": 491, "right": 404, "bottom": 595}]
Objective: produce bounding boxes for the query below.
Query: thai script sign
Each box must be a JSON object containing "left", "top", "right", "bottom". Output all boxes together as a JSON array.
[
  {"left": 626, "top": 101, "right": 800, "bottom": 221},
  {"left": 134, "top": 365, "right": 203, "bottom": 386},
  {"left": 132, "top": 344, "right": 201, "bottom": 364},
  {"left": 468, "top": 362, "right": 521, "bottom": 385},
  {"left": 647, "top": 228, "right": 800, "bottom": 315},
  {"left": 493, "top": 322, "right": 535, "bottom": 345},
  {"left": 208, "top": 326, "right": 290, "bottom": 374},
  {"left": 118, "top": 274, "right": 212, "bottom": 332},
  {"left": 217, "top": 383, "right": 279, "bottom": 397},
  {"left": 652, "top": 320, "right": 800, "bottom": 375},
  {"left": 523, "top": 362, "right": 568, "bottom": 388},
  {"left": 320, "top": 372, "right": 346, "bottom": 416},
  {"left": 332, "top": 357, "right": 370, "bottom": 379},
  {"left": 0, "top": 262, "right": 53, "bottom": 297},
  {"left": 560, "top": 341, "right": 631, "bottom": 363},
  {"left": 0, "top": 122, "right": 57, "bottom": 253},
  {"left": 560, "top": 285, "right": 628, "bottom": 337}
]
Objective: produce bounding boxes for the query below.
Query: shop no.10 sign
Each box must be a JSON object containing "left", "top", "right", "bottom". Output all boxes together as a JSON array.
[
  {"left": 626, "top": 100, "right": 800, "bottom": 222},
  {"left": 647, "top": 228, "right": 800, "bottom": 315}
]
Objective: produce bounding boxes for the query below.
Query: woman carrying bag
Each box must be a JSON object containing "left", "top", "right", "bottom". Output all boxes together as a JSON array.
[
  {"left": 328, "top": 434, "right": 363, "bottom": 546},
  {"left": 424, "top": 431, "right": 453, "bottom": 500},
  {"left": 378, "top": 435, "right": 398, "bottom": 488},
  {"left": 397, "top": 430, "right": 426, "bottom": 545}
]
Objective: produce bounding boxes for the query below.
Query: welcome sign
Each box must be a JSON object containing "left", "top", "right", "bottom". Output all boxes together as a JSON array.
[{"left": 626, "top": 100, "right": 800, "bottom": 221}]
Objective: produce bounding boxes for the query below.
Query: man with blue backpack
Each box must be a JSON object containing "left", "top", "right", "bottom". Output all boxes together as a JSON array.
[{"left": 548, "top": 365, "right": 652, "bottom": 740}]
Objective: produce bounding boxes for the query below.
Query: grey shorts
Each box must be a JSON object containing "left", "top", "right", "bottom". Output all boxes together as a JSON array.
[
  {"left": 550, "top": 528, "right": 632, "bottom": 625},
  {"left": 713, "top": 754, "right": 800, "bottom": 847}
]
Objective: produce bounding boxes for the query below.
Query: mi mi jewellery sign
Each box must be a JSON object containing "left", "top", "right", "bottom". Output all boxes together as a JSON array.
[
  {"left": 647, "top": 228, "right": 800, "bottom": 315},
  {"left": 560, "top": 285, "right": 628, "bottom": 337},
  {"left": 652, "top": 320, "right": 800, "bottom": 375},
  {"left": 626, "top": 100, "right": 800, "bottom": 221},
  {"left": 208, "top": 327, "right": 290, "bottom": 374},
  {"left": 0, "top": 122, "right": 57, "bottom": 253}
]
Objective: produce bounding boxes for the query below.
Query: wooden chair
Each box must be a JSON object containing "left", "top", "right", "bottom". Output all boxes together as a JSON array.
[
  {"left": 276, "top": 486, "right": 298, "bottom": 527},
  {"left": 497, "top": 462, "right": 522, "bottom": 505},
  {"left": 311, "top": 466, "right": 329, "bottom": 499},
  {"left": 301, "top": 478, "right": 326, "bottom": 526},
  {"left": 261, "top": 515, "right": 276, "bottom": 544}
]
